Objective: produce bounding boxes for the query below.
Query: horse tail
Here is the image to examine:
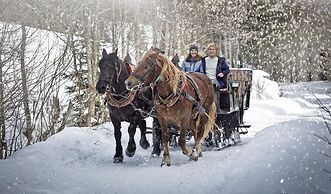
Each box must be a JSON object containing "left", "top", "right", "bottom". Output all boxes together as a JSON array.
[{"left": 202, "top": 102, "right": 216, "bottom": 139}]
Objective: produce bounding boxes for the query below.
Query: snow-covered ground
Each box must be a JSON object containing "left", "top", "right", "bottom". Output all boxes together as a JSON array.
[{"left": 0, "top": 73, "right": 330, "bottom": 194}]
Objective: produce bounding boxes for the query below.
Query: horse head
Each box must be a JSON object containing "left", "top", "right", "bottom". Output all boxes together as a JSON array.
[
  {"left": 96, "top": 48, "right": 123, "bottom": 94},
  {"left": 123, "top": 53, "right": 133, "bottom": 65},
  {"left": 125, "top": 51, "right": 163, "bottom": 90},
  {"left": 171, "top": 53, "right": 180, "bottom": 67}
]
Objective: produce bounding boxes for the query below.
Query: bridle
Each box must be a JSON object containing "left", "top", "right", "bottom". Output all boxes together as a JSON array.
[
  {"left": 131, "top": 55, "right": 186, "bottom": 108},
  {"left": 130, "top": 56, "right": 164, "bottom": 90},
  {"left": 98, "top": 57, "right": 122, "bottom": 88},
  {"left": 102, "top": 58, "right": 137, "bottom": 108}
]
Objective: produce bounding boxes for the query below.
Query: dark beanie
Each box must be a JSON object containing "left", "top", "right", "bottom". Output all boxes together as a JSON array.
[{"left": 189, "top": 45, "right": 199, "bottom": 52}]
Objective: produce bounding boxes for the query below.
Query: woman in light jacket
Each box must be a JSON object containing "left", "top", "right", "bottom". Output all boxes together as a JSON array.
[{"left": 181, "top": 45, "right": 203, "bottom": 72}]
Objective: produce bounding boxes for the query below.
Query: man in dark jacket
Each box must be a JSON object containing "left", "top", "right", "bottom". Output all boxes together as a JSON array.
[
  {"left": 199, "top": 43, "right": 230, "bottom": 146},
  {"left": 199, "top": 43, "right": 230, "bottom": 89}
]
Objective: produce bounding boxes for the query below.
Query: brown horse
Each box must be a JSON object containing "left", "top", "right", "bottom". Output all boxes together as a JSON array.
[{"left": 125, "top": 51, "right": 216, "bottom": 166}]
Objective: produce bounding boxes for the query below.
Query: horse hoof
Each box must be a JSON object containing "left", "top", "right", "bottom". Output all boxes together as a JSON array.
[
  {"left": 113, "top": 156, "right": 123, "bottom": 163},
  {"left": 151, "top": 153, "right": 160, "bottom": 158},
  {"left": 151, "top": 149, "right": 161, "bottom": 158},
  {"left": 189, "top": 152, "right": 199, "bottom": 161},
  {"left": 139, "top": 140, "right": 150, "bottom": 149},
  {"left": 125, "top": 148, "right": 136, "bottom": 157},
  {"left": 161, "top": 161, "right": 171, "bottom": 167},
  {"left": 161, "top": 157, "right": 171, "bottom": 167}
]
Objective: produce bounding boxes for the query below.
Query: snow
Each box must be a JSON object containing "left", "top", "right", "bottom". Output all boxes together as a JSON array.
[
  {"left": 0, "top": 75, "right": 330, "bottom": 194},
  {"left": 251, "top": 70, "right": 280, "bottom": 100}
]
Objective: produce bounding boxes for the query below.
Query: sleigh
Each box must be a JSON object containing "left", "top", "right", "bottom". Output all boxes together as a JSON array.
[{"left": 213, "top": 68, "right": 253, "bottom": 147}]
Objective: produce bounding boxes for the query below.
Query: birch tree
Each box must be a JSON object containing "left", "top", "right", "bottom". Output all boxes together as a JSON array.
[
  {"left": 0, "top": 36, "right": 5, "bottom": 159},
  {"left": 20, "top": 25, "right": 33, "bottom": 145}
]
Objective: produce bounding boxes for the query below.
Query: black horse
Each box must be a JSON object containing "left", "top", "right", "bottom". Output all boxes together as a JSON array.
[{"left": 96, "top": 49, "right": 162, "bottom": 163}]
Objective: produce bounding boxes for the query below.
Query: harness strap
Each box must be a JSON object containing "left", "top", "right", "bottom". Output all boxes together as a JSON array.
[
  {"left": 186, "top": 74, "right": 203, "bottom": 102},
  {"left": 184, "top": 74, "right": 205, "bottom": 114}
]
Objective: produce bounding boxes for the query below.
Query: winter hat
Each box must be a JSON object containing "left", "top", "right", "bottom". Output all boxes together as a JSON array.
[{"left": 189, "top": 45, "right": 199, "bottom": 52}]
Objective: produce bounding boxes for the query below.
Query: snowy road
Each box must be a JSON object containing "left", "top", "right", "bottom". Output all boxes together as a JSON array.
[{"left": 0, "top": 81, "right": 330, "bottom": 194}]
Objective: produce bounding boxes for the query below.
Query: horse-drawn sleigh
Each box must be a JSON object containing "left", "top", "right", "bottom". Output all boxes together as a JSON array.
[{"left": 96, "top": 48, "right": 252, "bottom": 166}]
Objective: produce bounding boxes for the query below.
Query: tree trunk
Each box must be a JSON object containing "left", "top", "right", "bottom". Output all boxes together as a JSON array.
[
  {"left": 121, "top": 27, "right": 125, "bottom": 58},
  {"left": 159, "top": 21, "right": 167, "bottom": 51},
  {"left": 168, "top": 1, "right": 178, "bottom": 57},
  {"left": 70, "top": 34, "right": 84, "bottom": 126},
  {"left": 120, "top": 1, "right": 126, "bottom": 58},
  {"left": 91, "top": 18, "right": 100, "bottom": 125},
  {"left": 152, "top": 0, "right": 158, "bottom": 47},
  {"left": 133, "top": 21, "right": 141, "bottom": 62},
  {"left": 224, "top": 33, "right": 228, "bottom": 59},
  {"left": 229, "top": 38, "right": 232, "bottom": 68},
  {"left": 86, "top": 15, "right": 96, "bottom": 127},
  {"left": 20, "top": 25, "right": 33, "bottom": 145},
  {"left": 218, "top": 33, "right": 224, "bottom": 57},
  {"left": 0, "top": 47, "right": 6, "bottom": 159},
  {"left": 152, "top": 24, "right": 158, "bottom": 48}
]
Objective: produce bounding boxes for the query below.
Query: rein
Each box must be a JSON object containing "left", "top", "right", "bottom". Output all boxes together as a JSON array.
[{"left": 131, "top": 84, "right": 158, "bottom": 118}]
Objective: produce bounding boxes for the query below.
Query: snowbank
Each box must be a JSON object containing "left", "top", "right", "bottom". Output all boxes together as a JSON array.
[{"left": 251, "top": 70, "right": 280, "bottom": 100}]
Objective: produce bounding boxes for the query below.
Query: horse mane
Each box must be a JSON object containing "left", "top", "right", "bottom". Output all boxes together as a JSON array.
[{"left": 142, "top": 51, "right": 184, "bottom": 94}]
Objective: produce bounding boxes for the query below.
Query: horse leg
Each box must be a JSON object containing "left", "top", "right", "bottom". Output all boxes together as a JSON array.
[
  {"left": 151, "top": 118, "right": 162, "bottom": 157},
  {"left": 113, "top": 120, "right": 123, "bottom": 163},
  {"left": 159, "top": 120, "right": 170, "bottom": 167},
  {"left": 196, "top": 116, "right": 208, "bottom": 157},
  {"left": 138, "top": 119, "right": 150, "bottom": 149},
  {"left": 196, "top": 103, "right": 216, "bottom": 157},
  {"left": 125, "top": 123, "right": 137, "bottom": 157},
  {"left": 178, "top": 128, "right": 197, "bottom": 161}
]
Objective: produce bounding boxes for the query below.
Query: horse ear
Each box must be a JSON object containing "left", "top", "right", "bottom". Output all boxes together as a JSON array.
[
  {"left": 115, "top": 48, "right": 118, "bottom": 55},
  {"left": 102, "top": 49, "right": 107, "bottom": 57}
]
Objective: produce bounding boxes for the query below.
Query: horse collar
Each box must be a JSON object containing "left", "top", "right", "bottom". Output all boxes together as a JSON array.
[
  {"left": 106, "top": 89, "right": 137, "bottom": 108},
  {"left": 155, "top": 74, "right": 186, "bottom": 108}
]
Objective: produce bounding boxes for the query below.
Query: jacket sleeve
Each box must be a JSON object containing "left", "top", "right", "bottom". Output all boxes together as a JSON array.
[
  {"left": 215, "top": 57, "right": 230, "bottom": 88},
  {"left": 181, "top": 61, "right": 185, "bottom": 72},
  {"left": 221, "top": 59, "right": 230, "bottom": 75},
  {"left": 193, "top": 60, "right": 201, "bottom": 73},
  {"left": 198, "top": 58, "right": 206, "bottom": 74}
]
